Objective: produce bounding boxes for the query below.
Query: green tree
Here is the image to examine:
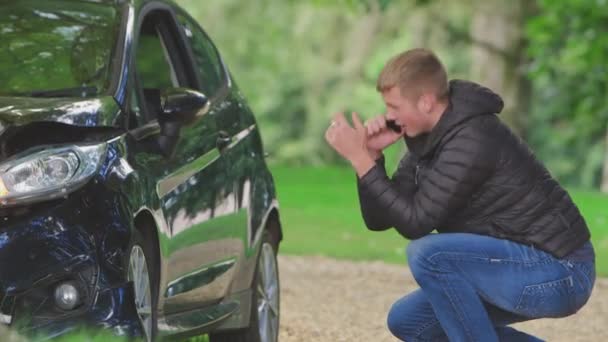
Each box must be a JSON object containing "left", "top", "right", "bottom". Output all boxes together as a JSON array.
[
  {"left": 526, "top": 0, "right": 608, "bottom": 189},
  {"left": 175, "top": 0, "right": 472, "bottom": 169}
]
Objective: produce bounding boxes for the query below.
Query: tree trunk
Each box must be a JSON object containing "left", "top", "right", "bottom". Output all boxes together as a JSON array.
[{"left": 470, "top": 0, "right": 533, "bottom": 138}]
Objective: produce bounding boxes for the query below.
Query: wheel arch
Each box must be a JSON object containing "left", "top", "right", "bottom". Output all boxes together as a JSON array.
[
  {"left": 260, "top": 204, "right": 283, "bottom": 249},
  {"left": 131, "top": 209, "right": 162, "bottom": 292}
]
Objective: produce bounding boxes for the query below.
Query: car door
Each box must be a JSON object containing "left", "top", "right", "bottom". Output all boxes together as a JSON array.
[
  {"left": 174, "top": 9, "right": 255, "bottom": 297},
  {"left": 127, "top": 6, "right": 239, "bottom": 314}
]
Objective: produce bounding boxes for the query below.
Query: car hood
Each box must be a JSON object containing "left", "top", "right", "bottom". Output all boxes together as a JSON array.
[{"left": 0, "top": 95, "right": 122, "bottom": 133}]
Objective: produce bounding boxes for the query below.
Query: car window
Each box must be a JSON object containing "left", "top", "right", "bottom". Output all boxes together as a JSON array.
[
  {"left": 0, "top": 1, "right": 120, "bottom": 97},
  {"left": 132, "top": 17, "right": 182, "bottom": 124},
  {"left": 136, "top": 28, "right": 178, "bottom": 91},
  {"left": 177, "top": 13, "right": 226, "bottom": 98}
]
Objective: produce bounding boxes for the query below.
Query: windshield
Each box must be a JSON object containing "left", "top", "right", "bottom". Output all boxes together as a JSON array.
[{"left": 0, "top": 1, "right": 120, "bottom": 97}]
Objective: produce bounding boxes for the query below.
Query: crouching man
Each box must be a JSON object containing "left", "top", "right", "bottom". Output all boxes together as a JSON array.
[{"left": 324, "top": 48, "right": 595, "bottom": 342}]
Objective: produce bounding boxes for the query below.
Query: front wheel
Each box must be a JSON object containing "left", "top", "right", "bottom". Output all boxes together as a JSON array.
[
  {"left": 210, "top": 231, "right": 280, "bottom": 342},
  {"left": 127, "top": 230, "right": 158, "bottom": 342}
]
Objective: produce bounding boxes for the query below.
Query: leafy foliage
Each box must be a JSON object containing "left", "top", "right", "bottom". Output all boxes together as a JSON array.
[
  {"left": 525, "top": 0, "right": 608, "bottom": 187},
  {"left": 174, "top": 0, "right": 606, "bottom": 188},
  {"left": 175, "top": 0, "right": 470, "bottom": 168}
]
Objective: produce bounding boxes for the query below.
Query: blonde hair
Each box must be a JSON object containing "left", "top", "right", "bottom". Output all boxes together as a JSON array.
[{"left": 376, "top": 48, "right": 449, "bottom": 101}]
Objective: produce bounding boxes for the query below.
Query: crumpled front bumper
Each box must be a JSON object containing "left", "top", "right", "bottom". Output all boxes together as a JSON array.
[
  {"left": 22, "top": 283, "right": 142, "bottom": 340},
  {"left": 0, "top": 187, "right": 141, "bottom": 339}
]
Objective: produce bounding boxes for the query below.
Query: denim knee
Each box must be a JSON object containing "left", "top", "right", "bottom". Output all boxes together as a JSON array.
[
  {"left": 386, "top": 300, "right": 413, "bottom": 340},
  {"left": 406, "top": 236, "right": 440, "bottom": 277},
  {"left": 407, "top": 235, "right": 440, "bottom": 260},
  {"left": 386, "top": 303, "right": 400, "bottom": 337}
]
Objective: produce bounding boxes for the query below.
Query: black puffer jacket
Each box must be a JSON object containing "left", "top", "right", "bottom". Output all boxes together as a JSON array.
[{"left": 357, "top": 80, "right": 590, "bottom": 258}]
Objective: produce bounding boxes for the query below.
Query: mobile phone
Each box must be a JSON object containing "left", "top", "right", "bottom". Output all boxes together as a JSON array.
[{"left": 386, "top": 120, "right": 402, "bottom": 133}]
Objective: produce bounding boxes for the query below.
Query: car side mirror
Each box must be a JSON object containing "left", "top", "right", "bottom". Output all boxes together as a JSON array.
[
  {"left": 160, "top": 87, "right": 210, "bottom": 124},
  {"left": 156, "top": 87, "right": 210, "bottom": 158}
]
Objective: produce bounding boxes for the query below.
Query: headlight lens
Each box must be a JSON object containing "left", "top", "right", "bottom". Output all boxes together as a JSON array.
[{"left": 0, "top": 143, "right": 107, "bottom": 206}]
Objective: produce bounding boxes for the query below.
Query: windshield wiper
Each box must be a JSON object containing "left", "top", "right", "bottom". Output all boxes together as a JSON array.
[{"left": 15, "top": 86, "right": 98, "bottom": 98}]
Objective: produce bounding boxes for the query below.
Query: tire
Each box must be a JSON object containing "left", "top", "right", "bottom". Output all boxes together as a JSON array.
[
  {"left": 127, "top": 229, "right": 159, "bottom": 342},
  {"left": 209, "top": 230, "right": 280, "bottom": 342}
]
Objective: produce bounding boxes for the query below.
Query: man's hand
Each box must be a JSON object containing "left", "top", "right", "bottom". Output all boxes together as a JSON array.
[
  {"left": 365, "top": 115, "right": 403, "bottom": 159},
  {"left": 325, "top": 112, "right": 375, "bottom": 177}
]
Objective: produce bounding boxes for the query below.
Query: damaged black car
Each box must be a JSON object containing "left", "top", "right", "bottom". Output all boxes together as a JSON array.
[{"left": 0, "top": 0, "right": 282, "bottom": 341}]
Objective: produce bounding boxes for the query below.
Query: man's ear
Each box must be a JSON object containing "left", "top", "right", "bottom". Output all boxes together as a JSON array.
[{"left": 418, "top": 93, "right": 433, "bottom": 114}]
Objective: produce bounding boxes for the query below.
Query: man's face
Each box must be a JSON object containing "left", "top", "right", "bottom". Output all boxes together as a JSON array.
[{"left": 382, "top": 86, "right": 429, "bottom": 138}]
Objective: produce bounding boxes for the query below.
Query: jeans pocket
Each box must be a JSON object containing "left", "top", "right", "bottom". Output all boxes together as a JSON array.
[{"left": 515, "top": 276, "right": 576, "bottom": 318}]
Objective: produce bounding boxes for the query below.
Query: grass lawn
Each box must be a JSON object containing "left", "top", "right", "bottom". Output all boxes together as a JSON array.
[{"left": 270, "top": 165, "right": 608, "bottom": 277}]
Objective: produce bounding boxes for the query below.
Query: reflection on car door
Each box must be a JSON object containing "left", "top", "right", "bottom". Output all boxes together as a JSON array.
[
  {"left": 172, "top": 10, "right": 255, "bottom": 307},
  {"left": 128, "top": 8, "right": 239, "bottom": 314}
]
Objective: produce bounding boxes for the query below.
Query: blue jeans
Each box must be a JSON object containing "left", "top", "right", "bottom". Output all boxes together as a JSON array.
[{"left": 387, "top": 233, "right": 595, "bottom": 342}]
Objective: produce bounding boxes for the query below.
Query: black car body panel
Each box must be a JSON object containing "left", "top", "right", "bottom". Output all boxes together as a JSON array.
[
  {"left": 0, "top": 96, "right": 122, "bottom": 128},
  {"left": 0, "top": 0, "right": 282, "bottom": 340}
]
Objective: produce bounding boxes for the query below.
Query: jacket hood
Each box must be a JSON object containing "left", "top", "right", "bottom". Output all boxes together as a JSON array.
[{"left": 405, "top": 79, "right": 504, "bottom": 157}]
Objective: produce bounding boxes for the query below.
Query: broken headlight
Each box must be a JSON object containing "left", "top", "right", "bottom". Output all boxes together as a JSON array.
[{"left": 0, "top": 143, "right": 107, "bottom": 207}]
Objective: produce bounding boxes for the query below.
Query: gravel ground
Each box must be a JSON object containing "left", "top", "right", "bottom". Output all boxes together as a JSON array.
[{"left": 277, "top": 255, "right": 608, "bottom": 342}]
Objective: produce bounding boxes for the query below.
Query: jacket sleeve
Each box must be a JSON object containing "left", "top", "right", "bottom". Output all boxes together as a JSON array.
[
  {"left": 356, "top": 152, "right": 418, "bottom": 230},
  {"left": 357, "top": 127, "right": 496, "bottom": 239}
]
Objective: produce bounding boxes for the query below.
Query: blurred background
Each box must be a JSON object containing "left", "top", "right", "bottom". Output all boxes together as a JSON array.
[{"left": 174, "top": 0, "right": 608, "bottom": 276}]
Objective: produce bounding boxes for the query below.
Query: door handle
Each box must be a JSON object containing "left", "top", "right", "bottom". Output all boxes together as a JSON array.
[{"left": 216, "top": 131, "right": 232, "bottom": 151}]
